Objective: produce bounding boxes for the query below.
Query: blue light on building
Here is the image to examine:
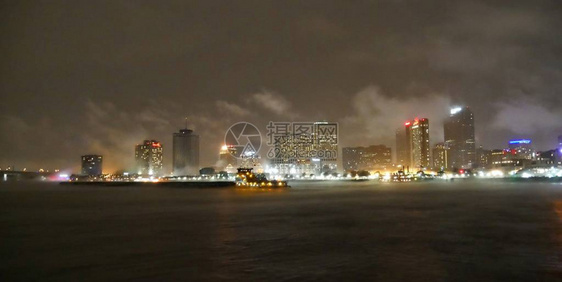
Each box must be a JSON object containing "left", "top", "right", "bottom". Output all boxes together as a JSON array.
[{"left": 509, "top": 139, "right": 531, "bottom": 145}]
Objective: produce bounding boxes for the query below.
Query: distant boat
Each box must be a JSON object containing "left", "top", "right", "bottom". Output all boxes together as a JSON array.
[{"left": 236, "top": 168, "right": 288, "bottom": 188}]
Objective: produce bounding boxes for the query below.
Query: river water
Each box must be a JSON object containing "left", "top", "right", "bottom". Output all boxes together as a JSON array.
[{"left": 1, "top": 180, "right": 562, "bottom": 281}]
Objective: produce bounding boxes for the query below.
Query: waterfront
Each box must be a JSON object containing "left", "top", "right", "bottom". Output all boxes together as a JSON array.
[{"left": 1, "top": 181, "right": 562, "bottom": 281}]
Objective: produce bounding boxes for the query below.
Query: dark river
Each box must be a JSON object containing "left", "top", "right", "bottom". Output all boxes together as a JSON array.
[{"left": 2, "top": 180, "right": 562, "bottom": 281}]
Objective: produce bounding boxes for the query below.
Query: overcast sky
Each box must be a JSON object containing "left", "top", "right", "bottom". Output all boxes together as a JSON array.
[{"left": 1, "top": 0, "right": 561, "bottom": 173}]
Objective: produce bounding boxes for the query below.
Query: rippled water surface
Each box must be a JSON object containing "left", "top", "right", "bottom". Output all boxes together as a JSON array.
[{"left": 2, "top": 180, "right": 562, "bottom": 281}]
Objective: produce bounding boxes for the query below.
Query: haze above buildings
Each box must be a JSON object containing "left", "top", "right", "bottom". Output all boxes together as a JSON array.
[{"left": 1, "top": 1, "right": 562, "bottom": 171}]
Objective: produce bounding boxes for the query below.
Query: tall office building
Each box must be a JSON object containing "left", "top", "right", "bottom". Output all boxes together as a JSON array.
[
  {"left": 395, "top": 127, "right": 410, "bottom": 168},
  {"left": 444, "top": 106, "right": 475, "bottom": 169},
  {"left": 81, "top": 155, "right": 102, "bottom": 175},
  {"left": 173, "top": 129, "right": 200, "bottom": 176},
  {"left": 409, "top": 118, "right": 430, "bottom": 169},
  {"left": 432, "top": 143, "right": 449, "bottom": 170},
  {"left": 135, "top": 140, "right": 163, "bottom": 176},
  {"left": 342, "top": 145, "right": 392, "bottom": 171},
  {"left": 269, "top": 121, "right": 338, "bottom": 175}
]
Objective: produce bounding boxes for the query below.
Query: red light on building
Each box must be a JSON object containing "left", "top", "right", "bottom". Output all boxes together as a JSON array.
[
  {"left": 152, "top": 142, "right": 161, "bottom": 148},
  {"left": 405, "top": 122, "right": 411, "bottom": 126}
]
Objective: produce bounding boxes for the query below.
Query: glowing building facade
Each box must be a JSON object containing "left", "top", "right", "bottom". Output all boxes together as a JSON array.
[
  {"left": 444, "top": 106, "right": 475, "bottom": 169},
  {"left": 409, "top": 118, "right": 430, "bottom": 169},
  {"left": 268, "top": 121, "right": 338, "bottom": 176},
  {"left": 342, "top": 145, "right": 392, "bottom": 172},
  {"left": 432, "top": 143, "right": 449, "bottom": 170},
  {"left": 81, "top": 155, "right": 102, "bottom": 176},
  {"left": 173, "top": 129, "right": 200, "bottom": 176},
  {"left": 507, "top": 139, "right": 534, "bottom": 160},
  {"left": 218, "top": 145, "right": 238, "bottom": 172},
  {"left": 135, "top": 140, "right": 163, "bottom": 176}
]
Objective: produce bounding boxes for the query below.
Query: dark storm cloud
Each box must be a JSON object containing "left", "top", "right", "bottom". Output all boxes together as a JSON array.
[{"left": 1, "top": 0, "right": 561, "bottom": 172}]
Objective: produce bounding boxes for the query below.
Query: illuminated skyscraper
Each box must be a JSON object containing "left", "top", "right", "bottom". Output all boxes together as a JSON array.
[
  {"left": 135, "top": 140, "right": 163, "bottom": 176},
  {"left": 173, "top": 129, "right": 200, "bottom": 176},
  {"left": 81, "top": 155, "right": 102, "bottom": 175},
  {"left": 444, "top": 106, "right": 475, "bottom": 169},
  {"left": 408, "top": 118, "right": 430, "bottom": 169},
  {"left": 432, "top": 143, "right": 449, "bottom": 170}
]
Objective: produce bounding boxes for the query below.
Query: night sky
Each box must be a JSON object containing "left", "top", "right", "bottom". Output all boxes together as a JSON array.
[{"left": 1, "top": 0, "right": 561, "bottom": 173}]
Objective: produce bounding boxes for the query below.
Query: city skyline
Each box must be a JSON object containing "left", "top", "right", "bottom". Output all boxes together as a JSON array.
[
  {"left": 1, "top": 108, "right": 561, "bottom": 174},
  {"left": 3, "top": 2, "right": 562, "bottom": 281},
  {"left": 1, "top": 1, "right": 562, "bottom": 172}
]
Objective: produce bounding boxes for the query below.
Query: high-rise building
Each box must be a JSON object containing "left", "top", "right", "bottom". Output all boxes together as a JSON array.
[
  {"left": 409, "top": 118, "right": 430, "bottom": 169},
  {"left": 313, "top": 121, "right": 338, "bottom": 172},
  {"left": 363, "top": 145, "right": 392, "bottom": 170},
  {"left": 342, "top": 147, "right": 361, "bottom": 171},
  {"left": 173, "top": 129, "right": 200, "bottom": 176},
  {"left": 218, "top": 145, "right": 237, "bottom": 171},
  {"left": 135, "top": 140, "right": 163, "bottom": 176},
  {"left": 489, "top": 149, "right": 505, "bottom": 167},
  {"left": 476, "top": 145, "right": 491, "bottom": 168},
  {"left": 508, "top": 139, "right": 534, "bottom": 160},
  {"left": 395, "top": 127, "right": 410, "bottom": 168},
  {"left": 444, "top": 106, "right": 475, "bottom": 169},
  {"left": 81, "top": 155, "right": 102, "bottom": 175},
  {"left": 537, "top": 150, "right": 556, "bottom": 166},
  {"left": 432, "top": 143, "right": 449, "bottom": 170},
  {"left": 342, "top": 145, "right": 392, "bottom": 172},
  {"left": 269, "top": 121, "right": 338, "bottom": 175}
]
